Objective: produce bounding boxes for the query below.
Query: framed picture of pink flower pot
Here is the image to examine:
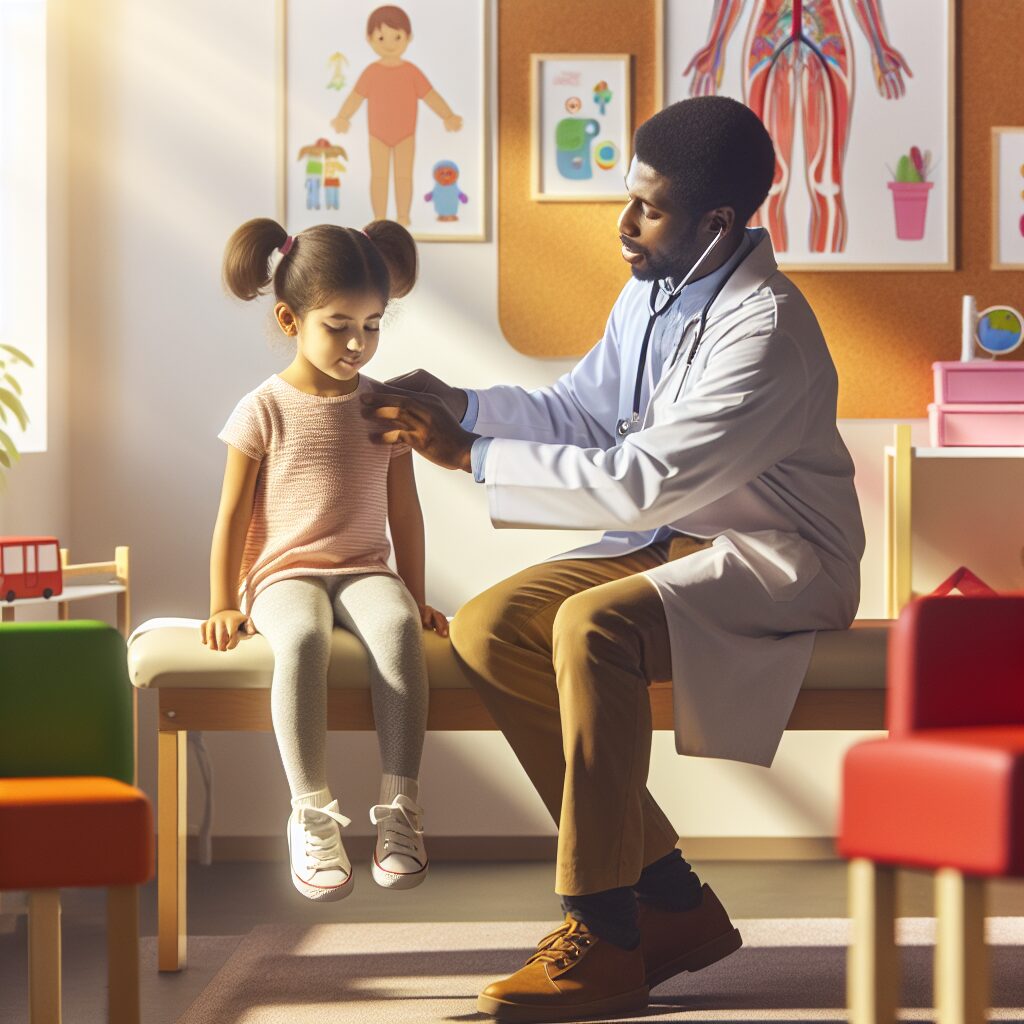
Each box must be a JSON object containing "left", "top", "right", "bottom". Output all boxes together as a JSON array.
[
  {"left": 991, "top": 127, "right": 1024, "bottom": 271},
  {"left": 663, "top": 0, "right": 956, "bottom": 270},
  {"left": 277, "top": 0, "right": 490, "bottom": 242}
]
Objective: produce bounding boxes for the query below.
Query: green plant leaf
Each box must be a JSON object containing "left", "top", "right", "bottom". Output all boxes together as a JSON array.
[
  {"left": 4, "top": 373, "right": 22, "bottom": 396},
  {"left": 0, "top": 425, "right": 20, "bottom": 465},
  {"left": 0, "top": 387, "right": 29, "bottom": 431},
  {"left": 896, "top": 154, "right": 923, "bottom": 183},
  {"left": 0, "top": 343, "right": 34, "bottom": 367}
]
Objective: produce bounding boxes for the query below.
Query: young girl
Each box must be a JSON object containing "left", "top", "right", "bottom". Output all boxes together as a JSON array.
[{"left": 200, "top": 217, "right": 447, "bottom": 902}]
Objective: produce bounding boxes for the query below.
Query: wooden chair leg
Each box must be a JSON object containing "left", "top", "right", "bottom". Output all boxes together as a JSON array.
[
  {"left": 158, "top": 729, "right": 188, "bottom": 972},
  {"left": 935, "top": 867, "right": 987, "bottom": 1024},
  {"left": 28, "top": 889, "right": 61, "bottom": 1024},
  {"left": 106, "top": 885, "right": 140, "bottom": 1024},
  {"left": 848, "top": 858, "right": 899, "bottom": 1024}
]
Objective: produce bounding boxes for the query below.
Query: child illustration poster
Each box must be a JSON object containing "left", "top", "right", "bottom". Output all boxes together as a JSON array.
[
  {"left": 664, "top": 0, "right": 954, "bottom": 270},
  {"left": 282, "top": 0, "right": 488, "bottom": 241}
]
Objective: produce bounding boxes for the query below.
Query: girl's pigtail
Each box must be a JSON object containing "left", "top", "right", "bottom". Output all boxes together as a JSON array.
[
  {"left": 223, "top": 218, "right": 291, "bottom": 301},
  {"left": 363, "top": 219, "right": 418, "bottom": 299}
]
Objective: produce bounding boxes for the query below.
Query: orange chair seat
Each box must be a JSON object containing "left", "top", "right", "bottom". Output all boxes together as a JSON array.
[
  {"left": 838, "top": 725, "right": 1024, "bottom": 877},
  {"left": 0, "top": 777, "right": 153, "bottom": 890}
]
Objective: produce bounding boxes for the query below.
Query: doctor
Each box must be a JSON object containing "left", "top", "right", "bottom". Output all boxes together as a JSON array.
[{"left": 362, "top": 95, "right": 865, "bottom": 1023}]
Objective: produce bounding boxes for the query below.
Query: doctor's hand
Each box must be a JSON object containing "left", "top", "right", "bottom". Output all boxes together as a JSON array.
[
  {"left": 383, "top": 368, "right": 469, "bottom": 421},
  {"left": 360, "top": 385, "right": 479, "bottom": 473}
]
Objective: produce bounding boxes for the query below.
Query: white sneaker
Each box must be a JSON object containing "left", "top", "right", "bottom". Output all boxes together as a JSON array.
[
  {"left": 369, "top": 794, "right": 428, "bottom": 890},
  {"left": 287, "top": 797, "right": 354, "bottom": 902}
]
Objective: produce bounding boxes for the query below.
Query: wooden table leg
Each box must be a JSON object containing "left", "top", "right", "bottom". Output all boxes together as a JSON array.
[
  {"left": 107, "top": 885, "right": 140, "bottom": 1024},
  {"left": 158, "top": 730, "right": 188, "bottom": 972},
  {"left": 935, "top": 867, "right": 987, "bottom": 1024},
  {"left": 28, "top": 889, "right": 61, "bottom": 1024},
  {"left": 848, "top": 858, "right": 899, "bottom": 1024},
  {"left": 884, "top": 424, "right": 913, "bottom": 618}
]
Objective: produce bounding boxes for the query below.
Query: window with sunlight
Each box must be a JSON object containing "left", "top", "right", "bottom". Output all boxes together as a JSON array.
[{"left": 0, "top": 0, "right": 47, "bottom": 454}]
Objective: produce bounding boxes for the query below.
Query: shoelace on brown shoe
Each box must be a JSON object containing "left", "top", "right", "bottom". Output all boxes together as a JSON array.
[{"left": 526, "top": 918, "right": 595, "bottom": 969}]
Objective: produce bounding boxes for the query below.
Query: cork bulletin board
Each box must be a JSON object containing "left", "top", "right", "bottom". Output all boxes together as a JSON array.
[
  {"left": 497, "top": 0, "right": 1024, "bottom": 418},
  {"left": 497, "top": 0, "right": 663, "bottom": 360}
]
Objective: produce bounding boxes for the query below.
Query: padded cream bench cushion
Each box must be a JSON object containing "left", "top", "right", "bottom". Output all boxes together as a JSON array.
[
  {"left": 129, "top": 626, "right": 470, "bottom": 690},
  {"left": 127, "top": 619, "right": 890, "bottom": 732}
]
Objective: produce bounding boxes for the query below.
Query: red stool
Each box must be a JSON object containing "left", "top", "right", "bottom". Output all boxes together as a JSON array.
[
  {"left": 0, "top": 778, "right": 153, "bottom": 1024},
  {"left": 838, "top": 595, "right": 1024, "bottom": 1024}
]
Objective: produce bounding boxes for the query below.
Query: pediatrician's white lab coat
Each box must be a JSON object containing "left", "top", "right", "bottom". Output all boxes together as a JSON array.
[{"left": 468, "top": 228, "right": 865, "bottom": 768}]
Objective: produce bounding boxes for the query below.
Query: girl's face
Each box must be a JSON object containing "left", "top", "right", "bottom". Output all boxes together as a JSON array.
[{"left": 277, "top": 290, "right": 385, "bottom": 388}]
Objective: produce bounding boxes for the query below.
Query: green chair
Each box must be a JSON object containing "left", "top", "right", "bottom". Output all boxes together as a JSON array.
[{"left": 0, "top": 620, "right": 153, "bottom": 1024}]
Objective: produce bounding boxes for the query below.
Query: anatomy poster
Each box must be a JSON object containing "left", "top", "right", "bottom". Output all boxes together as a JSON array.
[
  {"left": 992, "top": 127, "right": 1024, "bottom": 270},
  {"left": 531, "top": 54, "right": 632, "bottom": 202},
  {"left": 665, "top": 0, "right": 955, "bottom": 270},
  {"left": 282, "top": 0, "right": 489, "bottom": 241}
]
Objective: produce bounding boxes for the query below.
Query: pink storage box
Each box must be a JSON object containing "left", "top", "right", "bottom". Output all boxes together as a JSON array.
[
  {"left": 928, "top": 402, "right": 1024, "bottom": 446},
  {"left": 933, "top": 361, "right": 1024, "bottom": 404}
]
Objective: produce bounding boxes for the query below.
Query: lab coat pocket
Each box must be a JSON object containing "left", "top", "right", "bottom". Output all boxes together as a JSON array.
[{"left": 712, "top": 529, "right": 822, "bottom": 603}]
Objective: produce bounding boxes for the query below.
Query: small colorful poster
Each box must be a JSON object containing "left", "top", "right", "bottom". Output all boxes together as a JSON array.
[{"left": 531, "top": 54, "right": 632, "bottom": 202}]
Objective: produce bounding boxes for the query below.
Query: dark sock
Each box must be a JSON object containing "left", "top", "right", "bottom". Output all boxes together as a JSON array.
[
  {"left": 633, "top": 849, "right": 703, "bottom": 911},
  {"left": 560, "top": 886, "right": 640, "bottom": 950}
]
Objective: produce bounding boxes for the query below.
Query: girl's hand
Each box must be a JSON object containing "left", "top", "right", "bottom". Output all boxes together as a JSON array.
[
  {"left": 200, "top": 610, "right": 254, "bottom": 652},
  {"left": 419, "top": 603, "right": 449, "bottom": 637}
]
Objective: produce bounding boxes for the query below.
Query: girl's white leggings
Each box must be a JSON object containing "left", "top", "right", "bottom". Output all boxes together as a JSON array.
[{"left": 249, "top": 572, "right": 428, "bottom": 798}]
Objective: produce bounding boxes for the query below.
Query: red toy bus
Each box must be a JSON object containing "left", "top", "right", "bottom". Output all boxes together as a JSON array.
[{"left": 0, "top": 536, "right": 63, "bottom": 602}]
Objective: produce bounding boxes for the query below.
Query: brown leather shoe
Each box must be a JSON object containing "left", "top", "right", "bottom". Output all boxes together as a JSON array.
[
  {"left": 638, "top": 883, "right": 743, "bottom": 989},
  {"left": 476, "top": 915, "right": 649, "bottom": 1022}
]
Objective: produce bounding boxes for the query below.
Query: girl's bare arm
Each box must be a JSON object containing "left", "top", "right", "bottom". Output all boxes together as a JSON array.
[
  {"left": 203, "top": 445, "right": 261, "bottom": 650},
  {"left": 387, "top": 450, "right": 448, "bottom": 636},
  {"left": 387, "top": 451, "right": 425, "bottom": 605}
]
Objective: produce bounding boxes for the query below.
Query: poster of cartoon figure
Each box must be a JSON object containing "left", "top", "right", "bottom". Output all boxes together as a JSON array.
[
  {"left": 665, "top": 0, "right": 955, "bottom": 269},
  {"left": 283, "top": 0, "right": 488, "bottom": 241},
  {"left": 531, "top": 54, "right": 632, "bottom": 202}
]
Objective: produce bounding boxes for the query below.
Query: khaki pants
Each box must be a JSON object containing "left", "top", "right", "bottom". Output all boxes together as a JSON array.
[{"left": 448, "top": 535, "right": 711, "bottom": 896}]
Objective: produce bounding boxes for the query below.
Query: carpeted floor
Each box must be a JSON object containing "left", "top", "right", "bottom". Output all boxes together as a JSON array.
[{"left": 176, "top": 918, "right": 1024, "bottom": 1023}]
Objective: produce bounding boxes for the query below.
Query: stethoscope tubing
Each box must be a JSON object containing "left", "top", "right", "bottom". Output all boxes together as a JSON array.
[{"left": 616, "top": 230, "right": 743, "bottom": 437}]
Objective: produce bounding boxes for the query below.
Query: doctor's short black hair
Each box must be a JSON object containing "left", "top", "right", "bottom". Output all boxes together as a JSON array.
[{"left": 633, "top": 96, "right": 776, "bottom": 227}]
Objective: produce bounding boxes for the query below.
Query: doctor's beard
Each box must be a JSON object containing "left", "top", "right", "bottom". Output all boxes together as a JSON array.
[{"left": 624, "top": 222, "right": 704, "bottom": 283}]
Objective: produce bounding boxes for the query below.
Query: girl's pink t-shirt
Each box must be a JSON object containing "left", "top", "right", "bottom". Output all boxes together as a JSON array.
[{"left": 218, "top": 374, "right": 410, "bottom": 614}]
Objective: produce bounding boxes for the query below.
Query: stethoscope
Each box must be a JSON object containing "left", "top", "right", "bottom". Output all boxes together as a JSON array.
[{"left": 616, "top": 226, "right": 742, "bottom": 437}]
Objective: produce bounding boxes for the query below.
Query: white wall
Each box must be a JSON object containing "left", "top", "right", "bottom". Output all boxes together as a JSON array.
[
  {"left": 3, "top": 0, "right": 1021, "bottom": 846},
  {"left": 0, "top": 0, "right": 71, "bottom": 564}
]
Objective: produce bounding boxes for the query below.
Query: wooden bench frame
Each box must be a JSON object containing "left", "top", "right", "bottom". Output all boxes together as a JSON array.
[{"left": 155, "top": 680, "right": 886, "bottom": 971}]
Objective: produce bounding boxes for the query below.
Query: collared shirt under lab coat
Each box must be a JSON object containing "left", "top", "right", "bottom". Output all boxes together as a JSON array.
[{"left": 461, "top": 227, "right": 865, "bottom": 767}]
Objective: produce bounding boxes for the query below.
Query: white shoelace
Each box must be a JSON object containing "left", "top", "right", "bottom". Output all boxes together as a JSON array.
[
  {"left": 369, "top": 794, "right": 424, "bottom": 862},
  {"left": 296, "top": 801, "right": 351, "bottom": 871}
]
